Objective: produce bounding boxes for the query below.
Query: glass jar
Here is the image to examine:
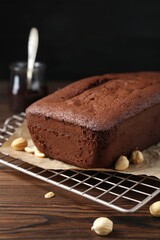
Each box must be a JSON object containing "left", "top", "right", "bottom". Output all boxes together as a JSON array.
[{"left": 8, "top": 62, "right": 48, "bottom": 113}]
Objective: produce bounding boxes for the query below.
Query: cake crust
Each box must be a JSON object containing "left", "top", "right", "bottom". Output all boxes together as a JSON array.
[{"left": 26, "top": 72, "right": 160, "bottom": 168}]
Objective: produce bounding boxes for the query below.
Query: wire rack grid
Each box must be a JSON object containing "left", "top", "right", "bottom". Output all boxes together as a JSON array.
[{"left": 0, "top": 113, "right": 159, "bottom": 213}]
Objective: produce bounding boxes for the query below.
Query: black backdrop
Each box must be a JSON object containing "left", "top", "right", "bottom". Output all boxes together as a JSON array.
[{"left": 0, "top": 0, "right": 160, "bottom": 81}]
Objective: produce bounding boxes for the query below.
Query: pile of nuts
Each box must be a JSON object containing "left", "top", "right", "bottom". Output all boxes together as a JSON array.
[
  {"left": 11, "top": 137, "right": 45, "bottom": 158},
  {"left": 114, "top": 150, "right": 144, "bottom": 171}
]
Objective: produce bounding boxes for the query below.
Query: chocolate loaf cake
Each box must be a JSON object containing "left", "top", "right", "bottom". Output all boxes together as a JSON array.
[{"left": 26, "top": 72, "right": 160, "bottom": 168}]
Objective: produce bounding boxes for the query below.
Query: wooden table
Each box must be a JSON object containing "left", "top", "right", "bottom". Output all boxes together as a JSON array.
[{"left": 0, "top": 80, "right": 159, "bottom": 240}]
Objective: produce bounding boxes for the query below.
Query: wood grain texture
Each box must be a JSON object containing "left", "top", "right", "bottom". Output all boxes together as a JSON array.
[{"left": 0, "top": 81, "right": 160, "bottom": 240}]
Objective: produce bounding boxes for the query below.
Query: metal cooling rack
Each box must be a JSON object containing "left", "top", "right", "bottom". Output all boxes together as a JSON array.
[{"left": 0, "top": 113, "right": 159, "bottom": 213}]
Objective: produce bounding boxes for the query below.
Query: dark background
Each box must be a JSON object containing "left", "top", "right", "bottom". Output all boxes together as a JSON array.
[{"left": 0, "top": 0, "right": 160, "bottom": 82}]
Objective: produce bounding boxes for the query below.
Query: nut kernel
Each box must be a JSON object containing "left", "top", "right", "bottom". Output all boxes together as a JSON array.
[
  {"left": 91, "top": 217, "right": 113, "bottom": 236},
  {"left": 130, "top": 150, "right": 144, "bottom": 164},
  {"left": 11, "top": 137, "right": 27, "bottom": 151},
  {"left": 34, "top": 149, "right": 45, "bottom": 158},
  {"left": 149, "top": 201, "right": 160, "bottom": 217},
  {"left": 44, "top": 191, "right": 55, "bottom": 199},
  {"left": 24, "top": 146, "right": 36, "bottom": 154},
  {"left": 115, "top": 155, "right": 129, "bottom": 171}
]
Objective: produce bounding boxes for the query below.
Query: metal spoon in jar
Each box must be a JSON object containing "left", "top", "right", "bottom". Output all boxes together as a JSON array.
[{"left": 27, "top": 27, "right": 39, "bottom": 89}]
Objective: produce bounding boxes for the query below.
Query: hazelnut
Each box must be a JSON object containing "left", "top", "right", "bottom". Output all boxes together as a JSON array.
[
  {"left": 91, "top": 217, "right": 113, "bottom": 236},
  {"left": 130, "top": 150, "right": 144, "bottom": 164},
  {"left": 115, "top": 155, "right": 129, "bottom": 171},
  {"left": 149, "top": 201, "right": 160, "bottom": 217}
]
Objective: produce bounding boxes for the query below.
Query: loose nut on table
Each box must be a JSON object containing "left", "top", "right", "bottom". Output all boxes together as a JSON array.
[
  {"left": 11, "top": 137, "right": 28, "bottom": 151},
  {"left": 130, "top": 150, "right": 144, "bottom": 164},
  {"left": 44, "top": 191, "right": 55, "bottom": 199},
  {"left": 149, "top": 201, "right": 160, "bottom": 217},
  {"left": 91, "top": 217, "right": 113, "bottom": 236},
  {"left": 114, "top": 155, "right": 129, "bottom": 171}
]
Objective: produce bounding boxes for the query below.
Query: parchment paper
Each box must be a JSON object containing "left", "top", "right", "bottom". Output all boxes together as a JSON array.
[{"left": 0, "top": 121, "right": 160, "bottom": 179}]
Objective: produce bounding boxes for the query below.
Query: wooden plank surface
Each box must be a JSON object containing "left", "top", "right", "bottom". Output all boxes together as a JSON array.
[{"left": 0, "top": 80, "right": 160, "bottom": 240}]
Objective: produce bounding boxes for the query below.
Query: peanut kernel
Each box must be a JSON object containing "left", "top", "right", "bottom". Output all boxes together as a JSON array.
[
  {"left": 44, "top": 191, "right": 55, "bottom": 199},
  {"left": 34, "top": 149, "right": 45, "bottom": 158}
]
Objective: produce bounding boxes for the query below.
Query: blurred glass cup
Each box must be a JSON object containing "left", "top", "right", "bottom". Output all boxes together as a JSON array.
[{"left": 8, "top": 61, "right": 48, "bottom": 113}]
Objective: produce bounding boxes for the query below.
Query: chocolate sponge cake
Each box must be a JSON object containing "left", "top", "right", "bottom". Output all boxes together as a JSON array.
[{"left": 26, "top": 72, "right": 160, "bottom": 168}]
